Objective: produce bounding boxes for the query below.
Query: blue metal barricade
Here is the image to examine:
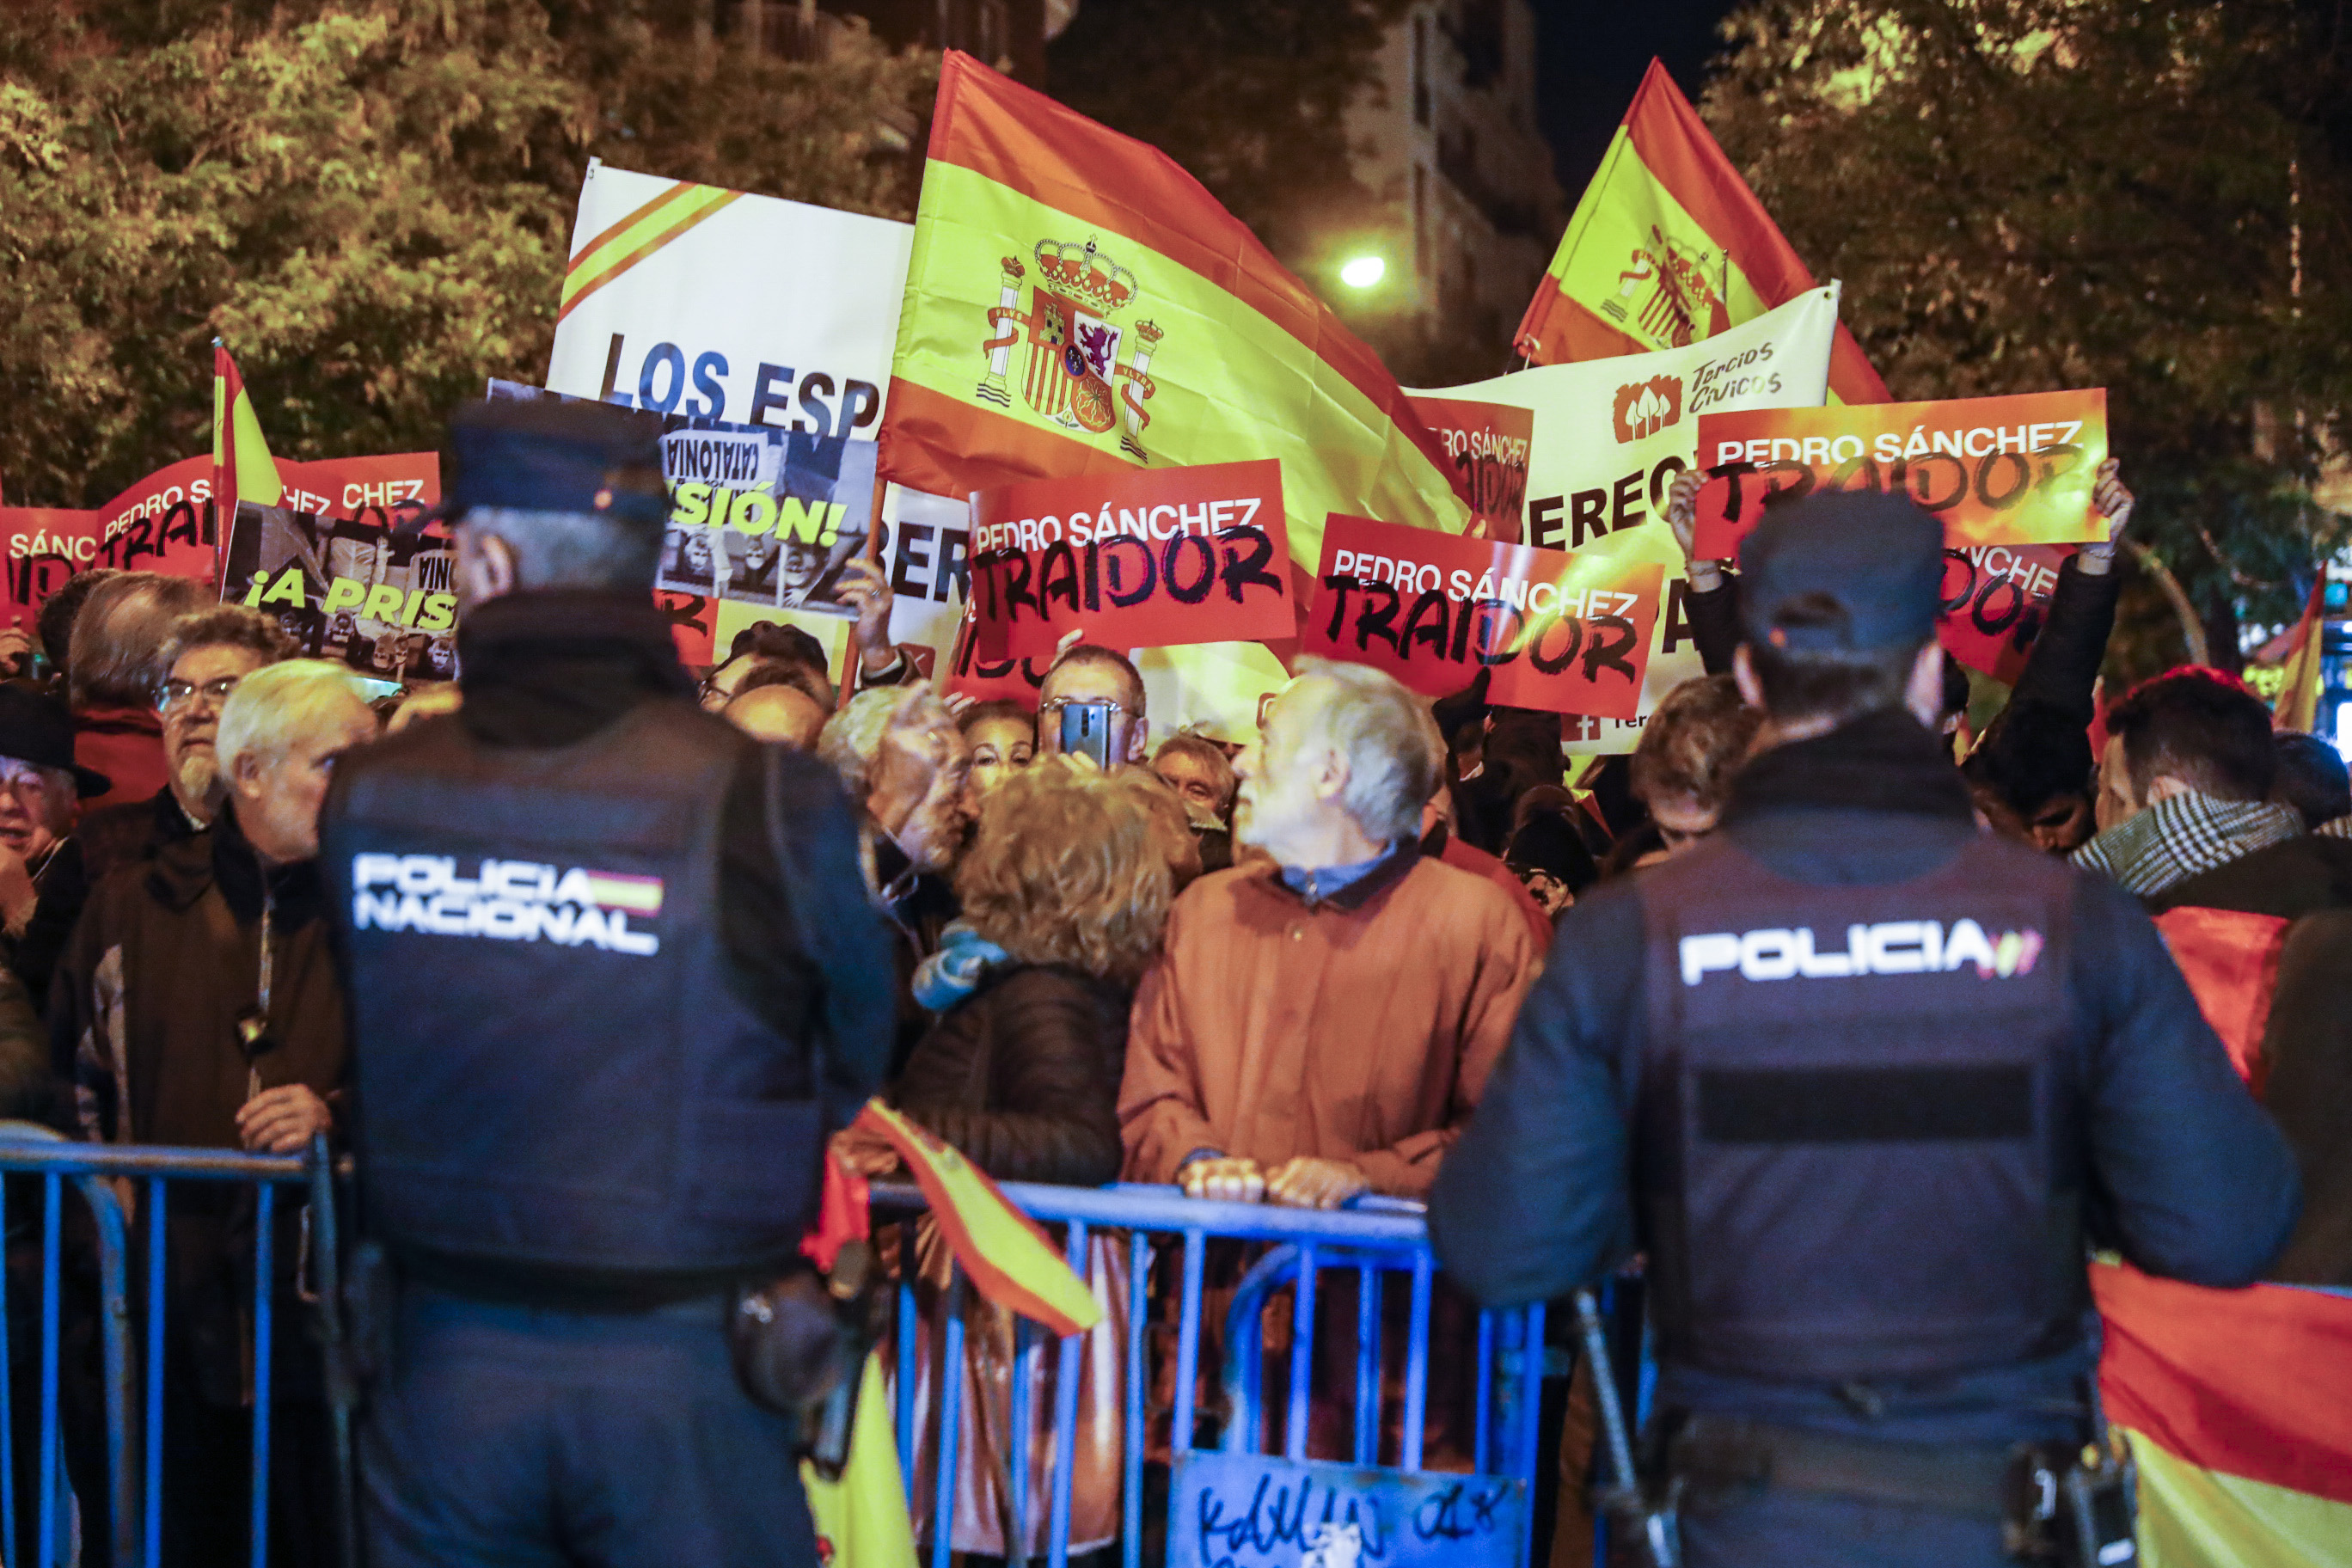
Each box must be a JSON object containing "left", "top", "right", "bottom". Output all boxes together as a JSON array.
[
  {"left": 0, "top": 1126, "right": 340, "bottom": 1568},
  {"left": 873, "top": 1179, "right": 1554, "bottom": 1568},
  {"left": 0, "top": 1138, "right": 1580, "bottom": 1568}
]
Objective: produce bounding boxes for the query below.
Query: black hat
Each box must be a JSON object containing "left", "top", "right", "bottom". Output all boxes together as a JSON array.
[
  {"left": 438, "top": 398, "right": 669, "bottom": 534},
  {"left": 0, "top": 686, "right": 110, "bottom": 798},
  {"left": 1737, "top": 492, "right": 1946, "bottom": 653}
]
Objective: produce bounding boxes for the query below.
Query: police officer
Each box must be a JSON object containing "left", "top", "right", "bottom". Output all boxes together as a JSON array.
[
  {"left": 322, "top": 399, "right": 893, "bottom": 1566},
  {"left": 1429, "top": 493, "right": 2301, "bottom": 1566}
]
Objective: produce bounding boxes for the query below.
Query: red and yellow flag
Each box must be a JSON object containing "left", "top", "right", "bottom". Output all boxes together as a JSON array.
[
  {"left": 879, "top": 50, "right": 1468, "bottom": 583},
  {"left": 2097, "top": 919, "right": 2352, "bottom": 1565},
  {"left": 2095, "top": 1264, "right": 2352, "bottom": 1566},
  {"left": 854, "top": 1099, "right": 1100, "bottom": 1338},
  {"left": 211, "top": 343, "right": 283, "bottom": 550},
  {"left": 1515, "top": 59, "right": 1889, "bottom": 408},
  {"left": 2269, "top": 577, "right": 2328, "bottom": 735},
  {"left": 556, "top": 175, "right": 744, "bottom": 328}
]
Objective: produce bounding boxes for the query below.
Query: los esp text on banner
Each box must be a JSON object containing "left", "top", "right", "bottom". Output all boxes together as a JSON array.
[
  {"left": 1303, "top": 512, "right": 1664, "bottom": 720},
  {"left": 1690, "top": 389, "right": 2110, "bottom": 557},
  {"left": 967, "top": 459, "right": 1293, "bottom": 660}
]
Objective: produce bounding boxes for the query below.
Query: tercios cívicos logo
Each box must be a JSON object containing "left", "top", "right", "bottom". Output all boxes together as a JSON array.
[
  {"left": 1680, "top": 919, "right": 2043, "bottom": 986},
  {"left": 350, "top": 854, "right": 663, "bottom": 956},
  {"left": 1611, "top": 374, "right": 1683, "bottom": 443}
]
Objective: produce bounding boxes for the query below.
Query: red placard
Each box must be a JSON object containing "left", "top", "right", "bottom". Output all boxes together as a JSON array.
[
  {"left": 1302, "top": 513, "right": 1665, "bottom": 720},
  {"left": 1, "top": 508, "right": 106, "bottom": 628},
  {"left": 1406, "top": 395, "right": 1534, "bottom": 542},
  {"left": 1691, "top": 389, "right": 2109, "bottom": 557},
  {"left": 969, "top": 459, "right": 1294, "bottom": 659},
  {"left": 90, "top": 456, "right": 217, "bottom": 581},
  {"left": 1939, "top": 542, "right": 2069, "bottom": 685}
]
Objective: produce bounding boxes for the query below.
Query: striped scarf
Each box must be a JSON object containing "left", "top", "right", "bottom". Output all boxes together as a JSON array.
[{"left": 2069, "top": 791, "right": 2305, "bottom": 897}]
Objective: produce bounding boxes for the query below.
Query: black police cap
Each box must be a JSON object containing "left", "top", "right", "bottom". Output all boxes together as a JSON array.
[
  {"left": 1737, "top": 490, "right": 1946, "bottom": 654},
  {"left": 440, "top": 398, "right": 669, "bottom": 536}
]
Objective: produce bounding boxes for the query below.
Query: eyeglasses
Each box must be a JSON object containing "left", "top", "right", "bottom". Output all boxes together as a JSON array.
[{"left": 159, "top": 675, "right": 242, "bottom": 714}]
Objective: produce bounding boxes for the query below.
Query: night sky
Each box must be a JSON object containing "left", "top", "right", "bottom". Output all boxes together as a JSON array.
[{"left": 1529, "top": 0, "right": 1742, "bottom": 195}]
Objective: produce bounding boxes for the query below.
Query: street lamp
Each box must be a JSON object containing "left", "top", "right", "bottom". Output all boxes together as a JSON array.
[{"left": 1338, "top": 254, "right": 1387, "bottom": 290}]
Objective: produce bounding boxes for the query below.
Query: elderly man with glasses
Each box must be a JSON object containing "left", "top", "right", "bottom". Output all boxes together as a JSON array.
[{"left": 8, "top": 609, "right": 297, "bottom": 1017}]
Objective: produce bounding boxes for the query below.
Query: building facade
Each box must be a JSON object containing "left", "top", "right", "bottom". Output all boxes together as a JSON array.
[{"left": 1345, "top": 0, "right": 1569, "bottom": 381}]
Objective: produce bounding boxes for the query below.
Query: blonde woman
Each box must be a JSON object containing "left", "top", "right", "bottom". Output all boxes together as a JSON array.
[{"left": 884, "top": 758, "right": 1185, "bottom": 1560}]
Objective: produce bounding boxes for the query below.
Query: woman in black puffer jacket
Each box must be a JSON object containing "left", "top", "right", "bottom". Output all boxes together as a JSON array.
[{"left": 884, "top": 756, "right": 1194, "bottom": 1560}]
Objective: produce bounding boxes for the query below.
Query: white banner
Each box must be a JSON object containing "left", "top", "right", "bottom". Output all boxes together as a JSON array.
[
  {"left": 1410, "top": 283, "right": 1841, "bottom": 752},
  {"left": 547, "top": 159, "right": 913, "bottom": 440}
]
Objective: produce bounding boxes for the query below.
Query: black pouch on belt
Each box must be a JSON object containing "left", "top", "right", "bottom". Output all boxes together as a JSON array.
[{"left": 729, "top": 1238, "right": 883, "bottom": 1477}]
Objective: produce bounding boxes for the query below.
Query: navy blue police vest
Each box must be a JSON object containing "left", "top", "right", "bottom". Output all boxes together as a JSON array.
[
  {"left": 1636, "top": 832, "right": 2090, "bottom": 1382},
  {"left": 322, "top": 699, "right": 824, "bottom": 1282}
]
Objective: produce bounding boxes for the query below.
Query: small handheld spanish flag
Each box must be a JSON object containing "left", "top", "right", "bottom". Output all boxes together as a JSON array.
[
  {"left": 854, "top": 1099, "right": 1101, "bottom": 1338},
  {"left": 212, "top": 342, "right": 284, "bottom": 559}
]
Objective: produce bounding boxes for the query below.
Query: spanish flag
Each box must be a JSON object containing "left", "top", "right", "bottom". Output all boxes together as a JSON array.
[
  {"left": 2269, "top": 577, "right": 2329, "bottom": 736},
  {"left": 854, "top": 1100, "right": 1100, "bottom": 1338},
  {"left": 211, "top": 342, "right": 283, "bottom": 543},
  {"left": 2104, "top": 912, "right": 2352, "bottom": 1565},
  {"left": 879, "top": 50, "right": 1469, "bottom": 583},
  {"left": 2094, "top": 1265, "right": 2352, "bottom": 1566},
  {"left": 1515, "top": 60, "right": 1889, "bottom": 407}
]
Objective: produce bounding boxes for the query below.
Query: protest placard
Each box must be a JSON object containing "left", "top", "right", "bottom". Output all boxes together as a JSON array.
[
  {"left": 2, "top": 508, "right": 104, "bottom": 632},
  {"left": 967, "top": 460, "right": 1293, "bottom": 660},
  {"left": 1939, "top": 541, "right": 2070, "bottom": 685},
  {"left": 1410, "top": 283, "right": 1839, "bottom": 749},
  {"left": 1406, "top": 395, "right": 1534, "bottom": 542},
  {"left": 224, "top": 502, "right": 458, "bottom": 682},
  {"left": 1303, "top": 513, "right": 1667, "bottom": 720},
  {"left": 1690, "top": 389, "right": 2109, "bottom": 556},
  {"left": 546, "top": 160, "right": 911, "bottom": 439}
]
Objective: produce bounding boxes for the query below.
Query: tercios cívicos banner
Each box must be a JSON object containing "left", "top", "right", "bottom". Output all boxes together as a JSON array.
[
  {"left": 1405, "top": 395, "right": 1534, "bottom": 543},
  {"left": 1409, "top": 283, "right": 1838, "bottom": 750},
  {"left": 224, "top": 501, "right": 458, "bottom": 682},
  {"left": 1303, "top": 513, "right": 1666, "bottom": 720},
  {"left": 968, "top": 460, "right": 1294, "bottom": 660},
  {"left": 1690, "top": 389, "right": 2109, "bottom": 557}
]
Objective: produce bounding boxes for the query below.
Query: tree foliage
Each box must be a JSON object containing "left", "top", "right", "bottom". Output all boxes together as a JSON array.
[
  {"left": 0, "top": 1, "right": 932, "bottom": 506},
  {"left": 1705, "top": 0, "right": 2352, "bottom": 628}
]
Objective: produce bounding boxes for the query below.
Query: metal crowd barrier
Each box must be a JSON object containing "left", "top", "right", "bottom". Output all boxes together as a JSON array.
[
  {"left": 0, "top": 1135, "right": 1575, "bottom": 1568},
  {"left": 871, "top": 1179, "right": 1555, "bottom": 1568},
  {"left": 0, "top": 1124, "right": 344, "bottom": 1568}
]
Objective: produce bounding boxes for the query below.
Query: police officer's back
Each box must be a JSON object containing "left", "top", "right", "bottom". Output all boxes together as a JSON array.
[
  {"left": 321, "top": 400, "right": 893, "bottom": 1566},
  {"left": 1430, "top": 494, "right": 2300, "bottom": 1568}
]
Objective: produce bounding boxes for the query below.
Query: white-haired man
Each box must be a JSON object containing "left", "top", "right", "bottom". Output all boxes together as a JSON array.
[
  {"left": 1119, "top": 660, "right": 1544, "bottom": 1208},
  {"left": 819, "top": 684, "right": 973, "bottom": 1074},
  {"left": 53, "top": 658, "right": 377, "bottom": 1560}
]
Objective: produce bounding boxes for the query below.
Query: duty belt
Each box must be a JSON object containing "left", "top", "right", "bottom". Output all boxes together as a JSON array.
[{"left": 1670, "top": 1414, "right": 2014, "bottom": 1519}]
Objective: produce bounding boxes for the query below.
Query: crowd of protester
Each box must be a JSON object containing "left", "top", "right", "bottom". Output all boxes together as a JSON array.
[{"left": 0, "top": 447, "right": 2343, "bottom": 1562}]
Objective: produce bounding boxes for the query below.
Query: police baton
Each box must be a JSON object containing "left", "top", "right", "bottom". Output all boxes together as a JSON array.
[{"left": 1573, "top": 1288, "right": 1681, "bottom": 1568}]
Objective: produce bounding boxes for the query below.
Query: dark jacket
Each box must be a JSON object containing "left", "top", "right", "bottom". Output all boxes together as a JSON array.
[
  {"left": 49, "top": 804, "right": 346, "bottom": 1406},
  {"left": 2146, "top": 834, "right": 2352, "bottom": 920},
  {"left": 52, "top": 804, "right": 345, "bottom": 1148},
  {"left": 2255, "top": 910, "right": 2352, "bottom": 1284},
  {"left": 445, "top": 593, "right": 895, "bottom": 1117},
  {"left": 9, "top": 787, "right": 200, "bottom": 1021},
  {"left": 891, "top": 964, "right": 1128, "bottom": 1187},
  {"left": 1430, "top": 709, "right": 2300, "bottom": 1441}
]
